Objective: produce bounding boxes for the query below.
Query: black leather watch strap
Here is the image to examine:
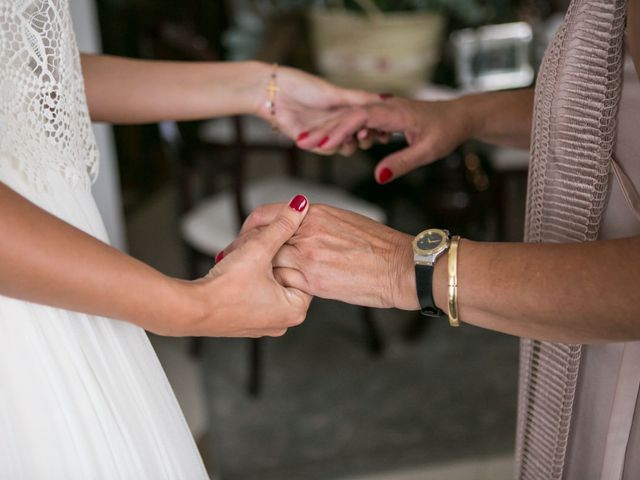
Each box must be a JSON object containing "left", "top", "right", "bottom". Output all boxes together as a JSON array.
[{"left": 415, "top": 264, "right": 446, "bottom": 318}]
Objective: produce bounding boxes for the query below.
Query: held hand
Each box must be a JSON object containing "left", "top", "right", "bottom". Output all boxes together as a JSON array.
[
  {"left": 181, "top": 195, "right": 312, "bottom": 338},
  {"left": 227, "top": 203, "right": 420, "bottom": 311},
  {"left": 296, "top": 97, "right": 472, "bottom": 183},
  {"left": 253, "top": 64, "right": 380, "bottom": 156}
]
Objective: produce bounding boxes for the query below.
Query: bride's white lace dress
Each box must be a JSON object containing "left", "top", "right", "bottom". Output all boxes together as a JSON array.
[{"left": 0, "top": 1, "right": 208, "bottom": 477}]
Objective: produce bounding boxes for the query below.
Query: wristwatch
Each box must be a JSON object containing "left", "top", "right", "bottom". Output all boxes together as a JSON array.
[{"left": 413, "top": 228, "right": 450, "bottom": 318}]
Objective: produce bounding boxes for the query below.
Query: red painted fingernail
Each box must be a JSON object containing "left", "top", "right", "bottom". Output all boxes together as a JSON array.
[
  {"left": 289, "top": 194, "right": 308, "bottom": 212},
  {"left": 378, "top": 167, "right": 393, "bottom": 184},
  {"left": 379, "top": 93, "right": 394, "bottom": 100},
  {"left": 215, "top": 251, "right": 225, "bottom": 263},
  {"left": 318, "top": 136, "right": 330, "bottom": 148},
  {"left": 297, "top": 131, "right": 310, "bottom": 142}
]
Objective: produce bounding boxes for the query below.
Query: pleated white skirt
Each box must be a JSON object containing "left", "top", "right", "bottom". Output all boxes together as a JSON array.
[{"left": 0, "top": 163, "right": 208, "bottom": 479}]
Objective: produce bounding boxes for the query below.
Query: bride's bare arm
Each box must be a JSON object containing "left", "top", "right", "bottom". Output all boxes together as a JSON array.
[
  {"left": 81, "top": 55, "right": 267, "bottom": 124},
  {"left": 80, "top": 54, "right": 377, "bottom": 144},
  {"left": 0, "top": 181, "right": 310, "bottom": 337}
]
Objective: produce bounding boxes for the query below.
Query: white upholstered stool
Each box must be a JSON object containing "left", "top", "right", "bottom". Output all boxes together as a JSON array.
[{"left": 182, "top": 176, "right": 387, "bottom": 256}]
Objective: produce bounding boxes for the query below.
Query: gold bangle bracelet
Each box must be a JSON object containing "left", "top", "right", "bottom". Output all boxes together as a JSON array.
[{"left": 447, "top": 236, "right": 461, "bottom": 327}]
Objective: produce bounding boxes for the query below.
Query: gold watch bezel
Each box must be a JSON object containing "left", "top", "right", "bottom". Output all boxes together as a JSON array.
[{"left": 413, "top": 228, "right": 450, "bottom": 258}]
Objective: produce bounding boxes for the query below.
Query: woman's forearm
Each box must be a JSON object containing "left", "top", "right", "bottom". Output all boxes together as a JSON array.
[
  {"left": 423, "top": 237, "right": 640, "bottom": 343},
  {"left": 243, "top": 204, "right": 639, "bottom": 344},
  {"left": 0, "top": 182, "right": 203, "bottom": 335},
  {"left": 458, "top": 88, "right": 535, "bottom": 149},
  {"left": 81, "top": 54, "right": 270, "bottom": 124}
]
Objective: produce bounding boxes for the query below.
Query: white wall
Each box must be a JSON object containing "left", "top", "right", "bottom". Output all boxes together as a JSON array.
[{"left": 69, "top": 0, "right": 127, "bottom": 251}]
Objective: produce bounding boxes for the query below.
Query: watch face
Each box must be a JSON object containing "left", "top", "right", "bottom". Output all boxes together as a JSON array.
[
  {"left": 413, "top": 228, "right": 448, "bottom": 256},
  {"left": 417, "top": 231, "right": 444, "bottom": 250}
]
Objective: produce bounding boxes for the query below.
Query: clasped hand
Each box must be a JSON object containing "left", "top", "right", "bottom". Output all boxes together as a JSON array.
[
  {"left": 221, "top": 202, "right": 420, "bottom": 321},
  {"left": 200, "top": 71, "right": 472, "bottom": 337}
]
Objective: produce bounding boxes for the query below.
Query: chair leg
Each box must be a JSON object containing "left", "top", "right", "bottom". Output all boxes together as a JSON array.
[
  {"left": 248, "top": 338, "right": 263, "bottom": 397},
  {"left": 361, "top": 307, "right": 384, "bottom": 356}
]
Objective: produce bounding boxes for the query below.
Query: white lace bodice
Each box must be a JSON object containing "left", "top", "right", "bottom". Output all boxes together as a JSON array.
[{"left": 0, "top": 0, "right": 98, "bottom": 191}]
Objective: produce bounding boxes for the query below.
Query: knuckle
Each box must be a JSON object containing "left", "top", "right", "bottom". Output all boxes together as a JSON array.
[
  {"left": 274, "top": 215, "right": 297, "bottom": 234},
  {"left": 288, "top": 312, "right": 306, "bottom": 328},
  {"left": 245, "top": 208, "right": 262, "bottom": 225},
  {"left": 270, "top": 328, "right": 288, "bottom": 338}
]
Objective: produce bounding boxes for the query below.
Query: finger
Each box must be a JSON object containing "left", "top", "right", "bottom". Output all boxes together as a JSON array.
[
  {"left": 251, "top": 194, "right": 309, "bottom": 259},
  {"left": 338, "top": 138, "right": 358, "bottom": 157},
  {"left": 272, "top": 244, "right": 300, "bottom": 270},
  {"left": 296, "top": 117, "right": 339, "bottom": 151},
  {"left": 357, "top": 130, "right": 375, "bottom": 151},
  {"left": 282, "top": 287, "right": 312, "bottom": 323},
  {"left": 297, "top": 109, "right": 367, "bottom": 153},
  {"left": 218, "top": 226, "right": 263, "bottom": 259},
  {"left": 239, "top": 203, "right": 282, "bottom": 236},
  {"left": 374, "top": 144, "right": 431, "bottom": 184},
  {"left": 273, "top": 267, "right": 309, "bottom": 292},
  {"left": 309, "top": 146, "right": 338, "bottom": 156},
  {"left": 256, "top": 328, "right": 288, "bottom": 338},
  {"left": 319, "top": 109, "right": 370, "bottom": 152}
]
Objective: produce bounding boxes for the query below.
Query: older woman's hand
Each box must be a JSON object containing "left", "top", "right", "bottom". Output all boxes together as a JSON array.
[
  {"left": 224, "top": 203, "right": 420, "bottom": 311},
  {"left": 296, "top": 96, "right": 472, "bottom": 183}
]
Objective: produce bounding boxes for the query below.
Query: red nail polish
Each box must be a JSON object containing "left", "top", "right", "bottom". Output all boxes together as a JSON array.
[
  {"left": 379, "top": 93, "right": 394, "bottom": 100},
  {"left": 215, "top": 251, "right": 225, "bottom": 263},
  {"left": 289, "top": 194, "right": 308, "bottom": 212},
  {"left": 378, "top": 167, "right": 393, "bottom": 184},
  {"left": 297, "top": 131, "right": 310, "bottom": 142},
  {"left": 318, "top": 136, "right": 330, "bottom": 148}
]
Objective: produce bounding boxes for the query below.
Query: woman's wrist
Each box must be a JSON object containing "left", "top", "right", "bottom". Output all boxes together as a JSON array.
[
  {"left": 201, "top": 60, "right": 271, "bottom": 119},
  {"left": 236, "top": 60, "right": 271, "bottom": 119},
  {"left": 389, "top": 233, "right": 421, "bottom": 311},
  {"left": 450, "top": 94, "right": 483, "bottom": 142},
  {"left": 141, "top": 275, "right": 211, "bottom": 337}
]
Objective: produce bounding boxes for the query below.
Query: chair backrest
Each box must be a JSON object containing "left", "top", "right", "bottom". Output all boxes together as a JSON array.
[{"left": 145, "top": 9, "right": 306, "bottom": 242}]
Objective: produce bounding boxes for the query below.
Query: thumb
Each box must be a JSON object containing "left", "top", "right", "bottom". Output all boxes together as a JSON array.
[
  {"left": 255, "top": 194, "right": 309, "bottom": 259},
  {"left": 374, "top": 144, "right": 432, "bottom": 184}
]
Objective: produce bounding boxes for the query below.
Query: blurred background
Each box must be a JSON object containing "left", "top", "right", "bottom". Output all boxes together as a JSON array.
[{"left": 72, "top": 0, "right": 570, "bottom": 478}]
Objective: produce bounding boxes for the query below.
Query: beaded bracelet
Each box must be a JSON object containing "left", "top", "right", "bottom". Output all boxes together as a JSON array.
[{"left": 266, "top": 63, "right": 279, "bottom": 133}]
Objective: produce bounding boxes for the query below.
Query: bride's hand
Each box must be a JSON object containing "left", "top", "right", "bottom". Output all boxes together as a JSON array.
[
  {"left": 180, "top": 195, "right": 312, "bottom": 338},
  {"left": 252, "top": 64, "right": 380, "bottom": 156}
]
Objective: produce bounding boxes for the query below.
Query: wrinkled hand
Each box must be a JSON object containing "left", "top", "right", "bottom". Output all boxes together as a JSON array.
[
  {"left": 296, "top": 96, "right": 472, "bottom": 183},
  {"left": 254, "top": 65, "right": 383, "bottom": 156},
  {"left": 187, "top": 196, "right": 312, "bottom": 338},
  {"left": 224, "top": 203, "right": 420, "bottom": 311}
]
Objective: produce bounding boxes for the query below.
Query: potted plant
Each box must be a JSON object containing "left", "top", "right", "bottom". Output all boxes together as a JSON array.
[{"left": 308, "top": 0, "right": 447, "bottom": 92}]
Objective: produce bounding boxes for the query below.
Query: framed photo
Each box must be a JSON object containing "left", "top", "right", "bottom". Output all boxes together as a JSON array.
[{"left": 451, "top": 22, "right": 534, "bottom": 92}]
